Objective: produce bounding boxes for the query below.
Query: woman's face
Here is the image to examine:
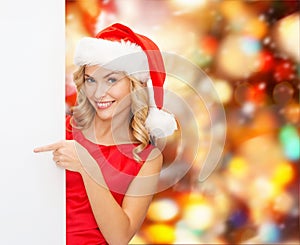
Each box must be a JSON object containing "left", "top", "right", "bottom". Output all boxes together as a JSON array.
[{"left": 84, "top": 65, "right": 131, "bottom": 122}]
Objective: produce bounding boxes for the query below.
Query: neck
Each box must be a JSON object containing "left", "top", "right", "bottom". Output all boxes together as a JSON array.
[{"left": 88, "top": 113, "right": 134, "bottom": 145}]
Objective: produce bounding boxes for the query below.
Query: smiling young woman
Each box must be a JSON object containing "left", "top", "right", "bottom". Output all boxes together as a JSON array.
[{"left": 34, "top": 23, "right": 177, "bottom": 245}]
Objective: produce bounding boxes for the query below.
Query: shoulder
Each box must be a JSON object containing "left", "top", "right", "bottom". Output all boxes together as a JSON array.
[
  {"left": 138, "top": 147, "right": 163, "bottom": 176},
  {"left": 136, "top": 143, "right": 157, "bottom": 162},
  {"left": 147, "top": 147, "right": 162, "bottom": 162}
]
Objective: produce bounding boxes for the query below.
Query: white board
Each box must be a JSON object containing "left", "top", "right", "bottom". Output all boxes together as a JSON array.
[{"left": 0, "top": 0, "right": 65, "bottom": 244}]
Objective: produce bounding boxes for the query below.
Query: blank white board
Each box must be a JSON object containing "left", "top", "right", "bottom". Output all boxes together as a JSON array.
[{"left": 0, "top": 0, "right": 65, "bottom": 244}]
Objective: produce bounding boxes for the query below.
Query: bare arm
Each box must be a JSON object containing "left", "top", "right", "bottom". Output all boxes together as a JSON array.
[{"left": 79, "top": 146, "right": 162, "bottom": 245}]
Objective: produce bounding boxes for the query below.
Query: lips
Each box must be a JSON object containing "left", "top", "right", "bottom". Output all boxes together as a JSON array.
[{"left": 96, "top": 101, "right": 115, "bottom": 109}]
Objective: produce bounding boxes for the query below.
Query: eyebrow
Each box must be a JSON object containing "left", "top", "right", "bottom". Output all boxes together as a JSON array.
[
  {"left": 103, "top": 71, "right": 121, "bottom": 78},
  {"left": 84, "top": 71, "right": 121, "bottom": 79}
]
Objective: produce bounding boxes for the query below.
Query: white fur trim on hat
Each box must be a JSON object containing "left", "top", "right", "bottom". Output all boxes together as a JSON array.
[
  {"left": 145, "top": 107, "right": 177, "bottom": 139},
  {"left": 74, "top": 37, "right": 150, "bottom": 82}
]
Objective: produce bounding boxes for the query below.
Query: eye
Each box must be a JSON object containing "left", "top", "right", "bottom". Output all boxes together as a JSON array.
[
  {"left": 85, "top": 76, "right": 96, "bottom": 83},
  {"left": 107, "top": 77, "right": 117, "bottom": 84}
]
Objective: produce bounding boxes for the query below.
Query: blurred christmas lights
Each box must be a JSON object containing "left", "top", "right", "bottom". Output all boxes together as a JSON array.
[
  {"left": 273, "top": 13, "right": 300, "bottom": 62},
  {"left": 65, "top": 0, "right": 300, "bottom": 243}
]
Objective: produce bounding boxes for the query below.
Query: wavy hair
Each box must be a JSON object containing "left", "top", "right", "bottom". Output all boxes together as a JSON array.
[{"left": 71, "top": 66, "right": 150, "bottom": 162}]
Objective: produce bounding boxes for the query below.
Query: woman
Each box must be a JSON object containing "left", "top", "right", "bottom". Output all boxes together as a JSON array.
[{"left": 34, "top": 23, "right": 177, "bottom": 245}]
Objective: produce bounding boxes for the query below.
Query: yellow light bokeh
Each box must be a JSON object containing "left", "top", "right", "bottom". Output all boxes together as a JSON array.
[
  {"left": 144, "top": 224, "right": 176, "bottom": 244},
  {"left": 228, "top": 157, "right": 249, "bottom": 178},
  {"left": 220, "top": 1, "right": 246, "bottom": 20},
  {"left": 214, "top": 79, "right": 233, "bottom": 104},
  {"left": 274, "top": 13, "right": 300, "bottom": 62},
  {"left": 147, "top": 198, "right": 179, "bottom": 222},
  {"left": 271, "top": 161, "right": 294, "bottom": 188},
  {"left": 183, "top": 203, "right": 215, "bottom": 230},
  {"left": 244, "top": 17, "right": 268, "bottom": 39}
]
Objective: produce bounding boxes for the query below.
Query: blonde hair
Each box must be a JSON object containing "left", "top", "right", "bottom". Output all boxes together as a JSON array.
[{"left": 71, "top": 66, "right": 150, "bottom": 162}]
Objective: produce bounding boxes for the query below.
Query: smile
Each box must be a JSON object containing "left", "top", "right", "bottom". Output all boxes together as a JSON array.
[{"left": 96, "top": 101, "right": 114, "bottom": 109}]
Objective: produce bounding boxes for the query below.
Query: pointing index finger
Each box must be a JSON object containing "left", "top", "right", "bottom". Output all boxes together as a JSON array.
[{"left": 33, "top": 141, "right": 62, "bottom": 153}]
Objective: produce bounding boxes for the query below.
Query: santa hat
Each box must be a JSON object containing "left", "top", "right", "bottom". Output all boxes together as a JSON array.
[{"left": 74, "top": 23, "right": 177, "bottom": 139}]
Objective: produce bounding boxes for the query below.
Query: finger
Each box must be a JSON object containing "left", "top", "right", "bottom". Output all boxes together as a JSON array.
[
  {"left": 52, "top": 149, "right": 60, "bottom": 156},
  {"left": 33, "top": 141, "right": 63, "bottom": 153},
  {"left": 55, "top": 161, "right": 65, "bottom": 169},
  {"left": 56, "top": 161, "right": 62, "bottom": 166},
  {"left": 53, "top": 155, "right": 64, "bottom": 163},
  {"left": 53, "top": 158, "right": 63, "bottom": 167},
  {"left": 53, "top": 156, "right": 59, "bottom": 162}
]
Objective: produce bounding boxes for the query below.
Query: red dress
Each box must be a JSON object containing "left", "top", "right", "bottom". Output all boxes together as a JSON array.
[{"left": 65, "top": 116, "right": 153, "bottom": 245}]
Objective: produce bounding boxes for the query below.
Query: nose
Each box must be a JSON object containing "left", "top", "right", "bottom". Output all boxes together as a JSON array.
[{"left": 94, "top": 82, "right": 110, "bottom": 100}]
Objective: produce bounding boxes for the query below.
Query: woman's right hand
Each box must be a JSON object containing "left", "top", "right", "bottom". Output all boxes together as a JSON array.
[{"left": 34, "top": 140, "right": 84, "bottom": 173}]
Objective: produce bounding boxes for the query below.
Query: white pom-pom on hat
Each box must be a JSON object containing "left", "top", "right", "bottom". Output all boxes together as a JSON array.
[
  {"left": 74, "top": 23, "right": 177, "bottom": 138},
  {"left": 145, "top": 108, "right": 177, "bottom": 139}
]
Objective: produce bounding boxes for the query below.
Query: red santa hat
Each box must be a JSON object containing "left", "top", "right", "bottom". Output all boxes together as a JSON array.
[{"left": 74, "top": 23, "right": 177, "bottom": 138}]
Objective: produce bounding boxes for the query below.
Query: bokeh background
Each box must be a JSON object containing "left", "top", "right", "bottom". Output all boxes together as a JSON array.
[{"left": 65, "top": 0, "right": 299, "bottom": 244}]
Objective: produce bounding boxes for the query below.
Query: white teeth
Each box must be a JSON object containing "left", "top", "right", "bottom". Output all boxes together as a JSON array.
[{"left": 96, "top": 101, "right": 113, "bottom": 109}]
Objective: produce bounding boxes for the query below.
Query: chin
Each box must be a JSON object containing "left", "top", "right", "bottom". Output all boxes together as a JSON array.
[{"left": 95, "top": 111, "right": 113, "bottom": 121}]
